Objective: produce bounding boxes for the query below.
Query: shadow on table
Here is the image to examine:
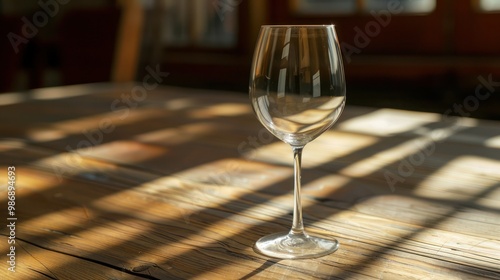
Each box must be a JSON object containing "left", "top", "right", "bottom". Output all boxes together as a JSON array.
[{"left": 0, "top": 85, "right": 499, "bottom": 278}]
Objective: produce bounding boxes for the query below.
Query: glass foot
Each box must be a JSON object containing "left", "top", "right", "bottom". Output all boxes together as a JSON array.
[{"left": 254, "top": 231, "right": 339, "bottom": 259}]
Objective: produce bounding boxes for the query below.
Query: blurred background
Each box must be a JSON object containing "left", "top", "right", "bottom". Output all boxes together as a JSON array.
[{"left": 1, "top": 0, "right": 500, "bottom": 119}]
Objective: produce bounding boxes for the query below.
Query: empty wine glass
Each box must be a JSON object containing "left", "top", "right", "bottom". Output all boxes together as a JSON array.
[{"left": 249, "top": 25, "right": 346, "bottom": 259}]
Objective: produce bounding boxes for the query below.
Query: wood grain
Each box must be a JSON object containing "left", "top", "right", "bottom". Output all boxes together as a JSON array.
[{"left": 0, "top": 84, "right": 499, "bottom": 279}]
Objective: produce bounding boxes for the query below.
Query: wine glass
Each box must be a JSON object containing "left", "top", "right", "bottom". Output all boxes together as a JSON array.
[{"left": 249, "top": 25, "right": 346, "bottom": 259}]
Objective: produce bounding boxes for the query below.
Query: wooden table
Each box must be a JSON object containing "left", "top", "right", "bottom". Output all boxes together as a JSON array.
[{"left": 0, "top": 83, "right": 499, "bottom": 279}]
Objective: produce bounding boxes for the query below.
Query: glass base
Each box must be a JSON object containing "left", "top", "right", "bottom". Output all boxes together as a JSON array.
[{"left": 254, "top": 231, "right": 339, "bottom": 259}]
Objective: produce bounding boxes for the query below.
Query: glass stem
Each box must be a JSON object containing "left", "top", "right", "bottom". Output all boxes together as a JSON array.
[{"left": 291, "top": 146, "right": 305, "bottom": 236}]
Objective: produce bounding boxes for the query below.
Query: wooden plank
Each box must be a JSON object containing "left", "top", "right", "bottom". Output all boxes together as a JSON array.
[
  {"left": 0, "top": 84, "right": 499, "bottom": 279},
  {"left": 0, "top": 140, "right": 499, "bottom": 279},
  {"left": 1, "top": 240, "right": 140, "bottom": 279}
]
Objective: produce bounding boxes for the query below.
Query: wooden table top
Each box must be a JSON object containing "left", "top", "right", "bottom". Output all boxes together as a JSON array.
[{"left": 0, "top": 83, "right": 499, "bottom": 279}]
